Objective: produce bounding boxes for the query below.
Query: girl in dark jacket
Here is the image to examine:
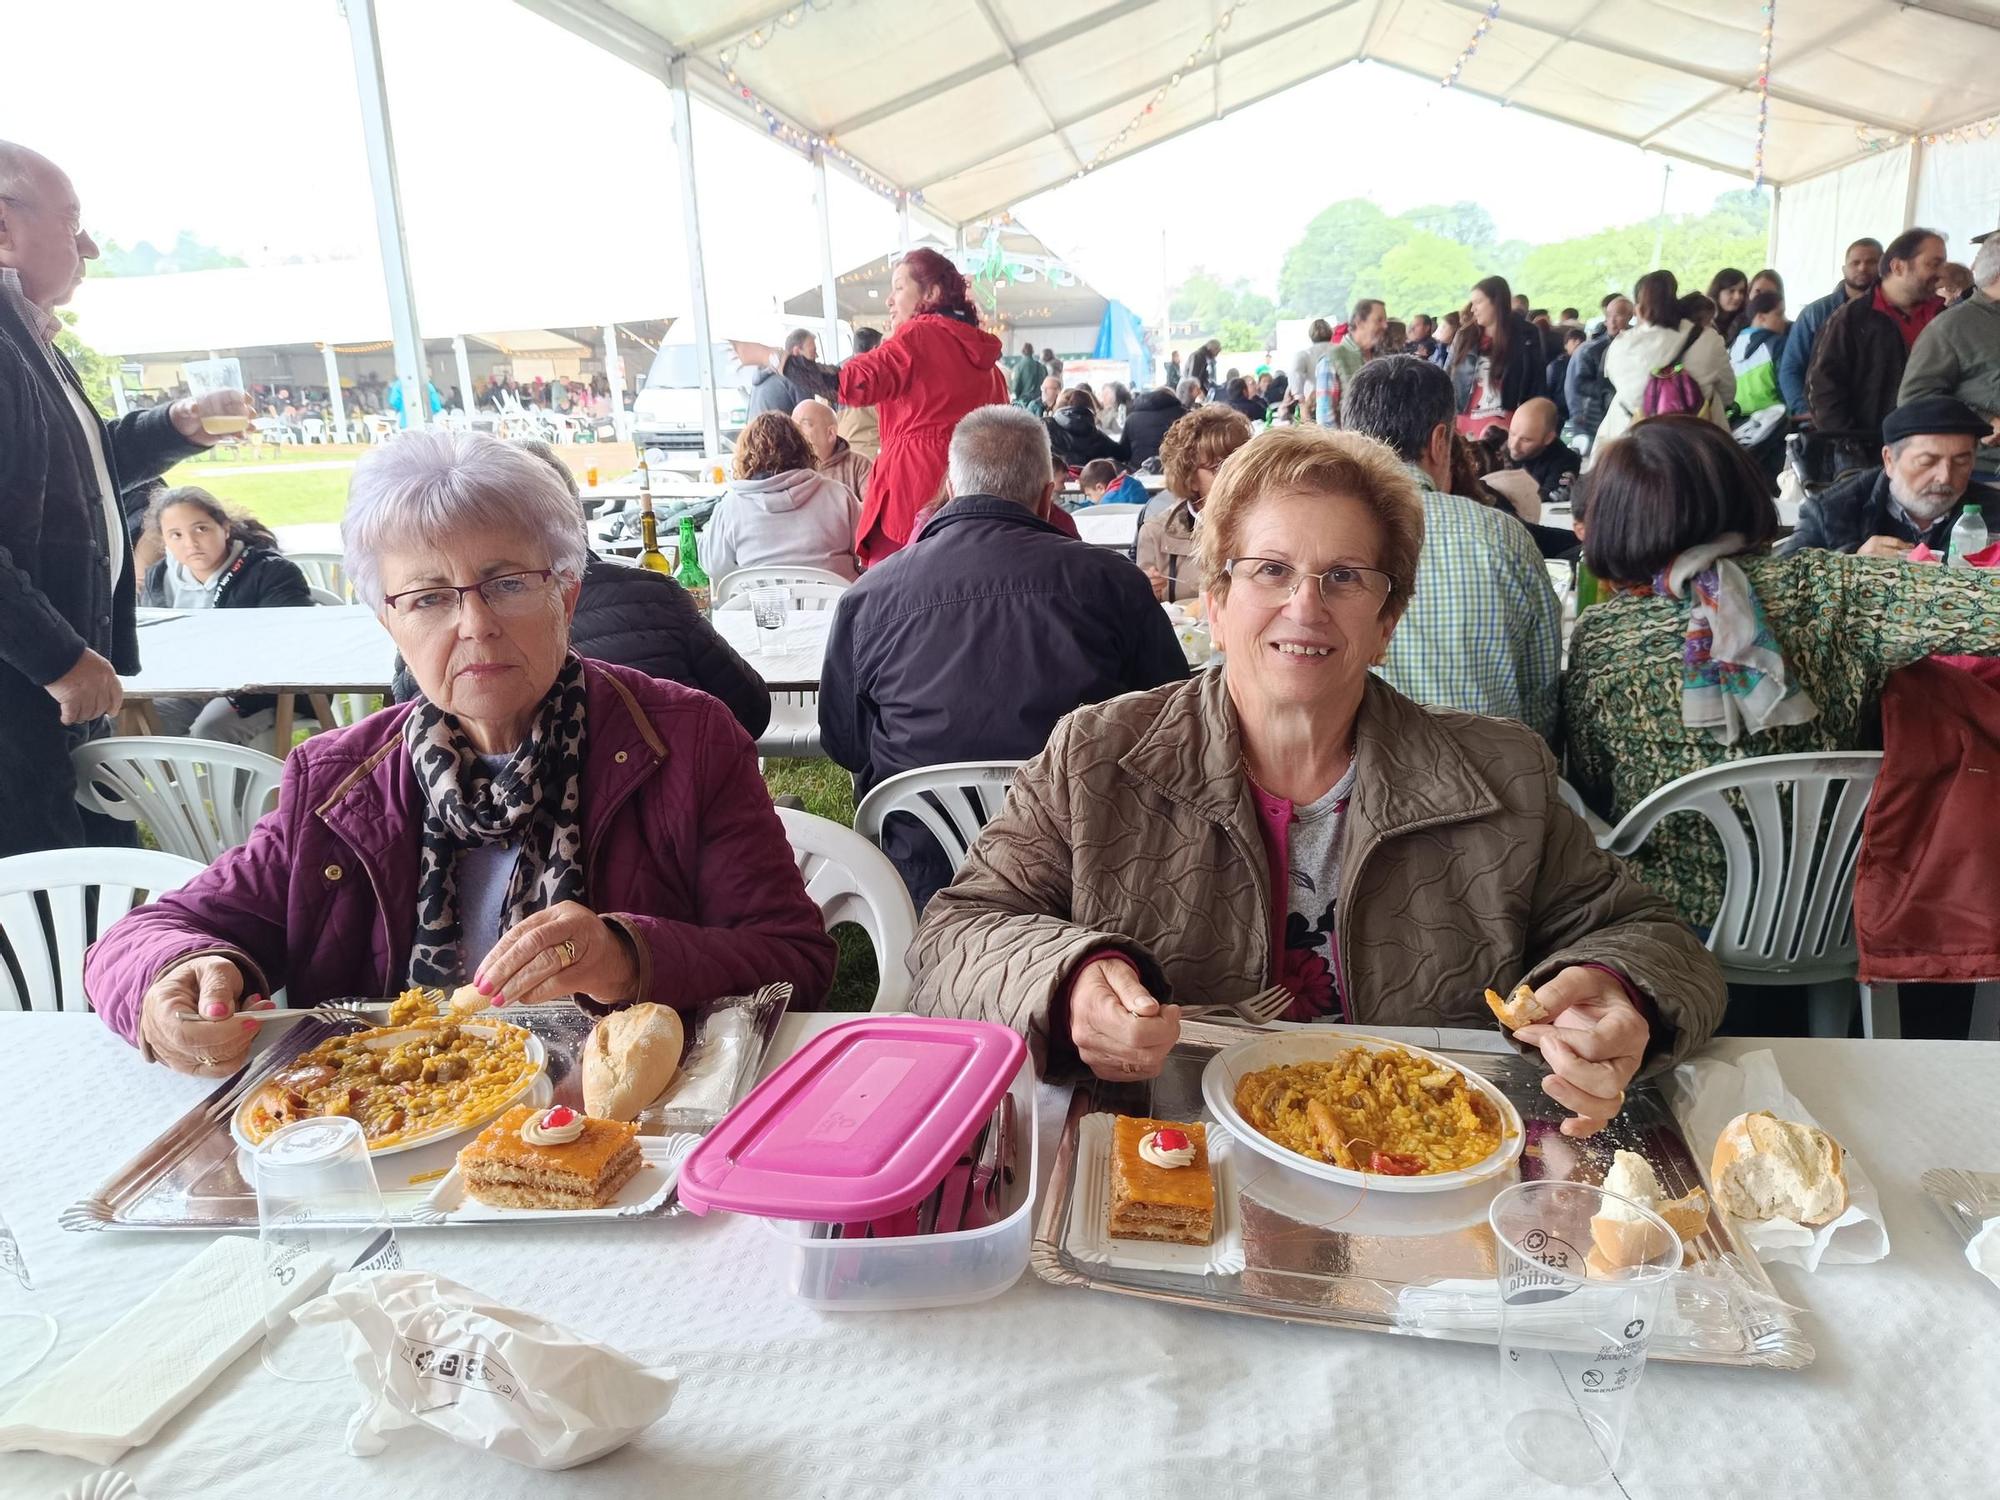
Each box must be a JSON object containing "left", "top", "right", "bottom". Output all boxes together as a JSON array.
[
  {"left": 1448, "top": 275, "right": 1547, "bottom": 438},
  {"left": 1046, "top": 389, "right": 1130, "bottom": 467},
  {"left": 140, "top": 486, "right": 314, "bottom": 744}
]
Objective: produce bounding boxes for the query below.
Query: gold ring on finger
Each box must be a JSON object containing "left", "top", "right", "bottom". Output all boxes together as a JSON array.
[
  {"left": 196, "top": 1053, "right": 218, "bottom": 1067},
  {"left": 556, "top": 938, "right": 578, "bottom": 968}
]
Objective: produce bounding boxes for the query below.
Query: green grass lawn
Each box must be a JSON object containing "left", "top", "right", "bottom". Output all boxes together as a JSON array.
[{"left": 163, "top": 462, "right": 357, "bottom": 529}]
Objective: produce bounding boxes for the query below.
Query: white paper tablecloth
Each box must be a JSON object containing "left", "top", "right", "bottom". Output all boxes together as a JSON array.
[
  {"left": 121, "top": 606, "right": 395, "bottom": 699},
  {"left": 2, "top": 1016, "right": 1996, "bottom": 1498},
  {"left": 712, "top": 610, "right": 831, "bottom": 693}
]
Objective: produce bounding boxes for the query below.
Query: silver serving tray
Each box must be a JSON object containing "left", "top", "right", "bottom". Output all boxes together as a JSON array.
[
  {"left": 62, "top": 989, "right": 790, "bottom": 1232},
  {"left": 1922, "top": 1168, "right": 2000, "bottom": 1246},
  {"left": 1032, "top": 1021, "right": 1813, "bottom": 1371}
]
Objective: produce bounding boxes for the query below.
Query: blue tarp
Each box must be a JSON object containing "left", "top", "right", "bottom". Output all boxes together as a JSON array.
[{"left": 1093, "top": 300, "right": 1153, "bottom": 388}]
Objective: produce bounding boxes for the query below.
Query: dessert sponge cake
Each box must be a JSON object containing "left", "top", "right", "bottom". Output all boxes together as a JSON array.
[
  {"left": 458, "top": 1104, "right": 641, "bottom": 1210},
  {"left": 1109, "top": 1115, "right": 1216, "bottom": 1246}
]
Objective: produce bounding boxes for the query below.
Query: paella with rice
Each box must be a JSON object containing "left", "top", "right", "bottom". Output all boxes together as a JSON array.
[{"left": 1233, "top": 1045, "right": 1504, "bottom": 1175}]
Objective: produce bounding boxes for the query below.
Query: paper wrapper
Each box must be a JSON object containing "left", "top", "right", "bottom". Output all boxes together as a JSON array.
[
  {"left": 293, "top": 1269, "right": 677, "bottom": 1469},
  {"left": 1969, "top": 1219, "right": 2000, "bottom": 1293},
  {"left": 1672, "top": 1049, "right": 1888, "bottom": 1270}
]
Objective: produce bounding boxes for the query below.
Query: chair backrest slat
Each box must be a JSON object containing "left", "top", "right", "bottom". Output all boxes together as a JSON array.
[
  {"left": 854, "top": 762, "right": 1024, "bottom": 878},
  {"left": 72, "top": 737, "right": 284, "bottom": 863},
  {"left": 776, "top": 808, "right": 918, "bottom": 1012},
  {"left": 0, "top": 849, "right": 206, "bottom": 1011}
]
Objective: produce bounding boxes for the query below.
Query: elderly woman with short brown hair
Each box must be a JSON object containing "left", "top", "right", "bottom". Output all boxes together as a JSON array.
[
  {"left": 1137, "top": 403, "right": 1256, "bottom": 603},
  {"left": 912, "top": 426, "right": 1724, "bottom": 1136},
  {"left": 699, "top": 411, "right": 861, "bottom": 583}
]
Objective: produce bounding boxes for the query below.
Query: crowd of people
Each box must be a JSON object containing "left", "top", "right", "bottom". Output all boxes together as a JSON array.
[{"left": 6, "top": 128, "right": 1998, "bottom": 1093}]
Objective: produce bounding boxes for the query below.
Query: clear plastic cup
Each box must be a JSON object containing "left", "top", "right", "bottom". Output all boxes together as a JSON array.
[
  {"left": 182, "top": 357, "right": 249, "bottom": 435},
  {"left": 748, "top": 587, "right": 788, "bottom": 649},
  {"left": 1490, "top": 1180, "right": 1680, "bottom": 1487},
  {"left": 253, "top": 1117, "right": 401, "bottom": 1383},
  {"left": 0, "top": 1201, "right": 58, "bottom": 1391}
]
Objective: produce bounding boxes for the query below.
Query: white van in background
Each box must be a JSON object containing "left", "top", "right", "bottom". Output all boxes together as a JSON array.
[{"left": 631, "top": 316, "right": 851, "bottom": 456}]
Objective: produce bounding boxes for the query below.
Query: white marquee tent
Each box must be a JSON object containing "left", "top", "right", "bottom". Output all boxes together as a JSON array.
[{"left": 327, "top": 0, "right": 2000, "bottom": 452}]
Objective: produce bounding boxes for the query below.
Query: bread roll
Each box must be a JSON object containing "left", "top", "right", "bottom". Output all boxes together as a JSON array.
[
  {"left": 582, "top": 1003, "right": 685, "bottom": 1122},
  {"left": 1590, "top": 1149, "right": 1710, "bottom": 1268},
  {"left": 1710, "top": 1110, "right": 1847, "bottom": 1226}
]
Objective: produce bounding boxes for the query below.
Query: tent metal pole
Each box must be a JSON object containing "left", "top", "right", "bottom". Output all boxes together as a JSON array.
[
  {"left": 1903, "top": 141, "right": 1925, "bottom": 228},
  {"left": 813, "top": 147, "right": 841, "bottom": 357},
  {"left": 604, "top": 322, "right": 627, "bottom": 441},
  {"left": 322, "top": 343, "right": 347, "bottom": 441},
  {"left": 451, "top": 334, "right": 475, "bottom": 420},
  {"left": 899, "top": 193, "right": 913, "bottom": 253},
  {"left": 343, "top": 0, "right": 426, "bottom": 431},
  {"left": 669, "top": 54, "right": 721, "bottom": 461},
  {"left": 1766, "top": 186, "right": 1781, "bottom": 275}
]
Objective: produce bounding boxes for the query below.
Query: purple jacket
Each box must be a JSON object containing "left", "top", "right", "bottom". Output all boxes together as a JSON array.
[{"left": 85, "top": 658, "right": 836, "bottom": 1044}]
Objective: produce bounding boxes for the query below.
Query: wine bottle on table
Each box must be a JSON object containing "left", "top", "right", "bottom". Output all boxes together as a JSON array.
[
  {"left": 635, "top": 450, "right": 671, "bottom": 575},
  {"left": 674, "top": 515, "right": 710, "bottom": 615}
]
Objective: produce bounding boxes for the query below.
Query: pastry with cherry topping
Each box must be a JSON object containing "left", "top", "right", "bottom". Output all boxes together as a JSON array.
[
  {"left": 1108, "top": 1115, "right": 1215, "bottom": 1245},
  {"left": 457, "top": 1104, "right": 641, "bottom": 1210}
]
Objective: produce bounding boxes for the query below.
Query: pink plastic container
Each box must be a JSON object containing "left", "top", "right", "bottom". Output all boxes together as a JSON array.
[{"left": 677, "top": 1016, "right": 1037, "bottom": 1311}]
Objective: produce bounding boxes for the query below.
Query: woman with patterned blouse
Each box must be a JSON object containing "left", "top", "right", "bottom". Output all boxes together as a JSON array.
[{"left": 1566, "top": 416, "right": 2000, "bottom": 929}]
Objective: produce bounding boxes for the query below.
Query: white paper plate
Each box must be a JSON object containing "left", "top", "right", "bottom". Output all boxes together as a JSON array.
[
  {"left": 412, "top": 1133, "right": 699, "bottom": 1224},
  {"left": 230, "top": 1021, "right": 548, "bottom": 1158},
  {"left": 1201, "top": 1029, "right": 1524, "bottom": 1195},
  {"left": 1063, "top": 1114, "right": 1245, "bottom": 1275}
]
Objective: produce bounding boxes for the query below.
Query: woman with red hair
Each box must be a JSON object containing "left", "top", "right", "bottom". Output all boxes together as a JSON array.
[{"left": 733, "top": 248, "right": 1006, "bottom": 564}]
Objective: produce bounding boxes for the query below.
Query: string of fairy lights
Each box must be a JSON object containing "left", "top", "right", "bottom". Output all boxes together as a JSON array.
[
  {"left": 1751, "top": 1, "right": 1774, "bottom": 188},
  {"left": 1070, "top": 1, "right": 1250, "bottom": 182},
  {"left": 1439, "top": 0, "right": 1501, "bottom": 89}
]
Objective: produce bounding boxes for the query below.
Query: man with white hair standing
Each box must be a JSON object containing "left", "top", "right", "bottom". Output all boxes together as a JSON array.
[
  {"left": 818, "top": 405, "right": 1188, "bottom": 910},
  {"left": 792, "top": 397, "right": 873, "bottom": 503},
  {"left": 0, "top": 140, "right": 252, "bottom": 855},
  {"left": 1901, "top": 233, "right": 2000, "bottom": 483}
]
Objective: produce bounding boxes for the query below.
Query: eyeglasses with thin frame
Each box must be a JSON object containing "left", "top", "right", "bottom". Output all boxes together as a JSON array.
[
  {"left": 383, "top": 569, "right": 558, "bottom": 623},
  {"left": 1225, "top": 556, "right": 1395, "bottom": 608}
]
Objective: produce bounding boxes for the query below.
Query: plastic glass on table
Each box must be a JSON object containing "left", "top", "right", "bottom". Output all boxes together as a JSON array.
[
  {"left": 0, "top": 1200, "right": 58, "bottom": 1392},
  {"left": 747, "top": 588, "right": 788, "bottom": 650},
  {"left": 1490, "top": 1180, "right": 1681, "bottom": 1487},
  {"left": 182, "top": 357, "right": 248, "bottom": 435},
  {"left": 252, "top": 1117, "right": 403, "bottom": 1383}
]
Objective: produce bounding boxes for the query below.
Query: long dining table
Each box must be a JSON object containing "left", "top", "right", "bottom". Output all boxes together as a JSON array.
[{"left": 1, "top": 1012, "right": 1995, "bottom": 1498}]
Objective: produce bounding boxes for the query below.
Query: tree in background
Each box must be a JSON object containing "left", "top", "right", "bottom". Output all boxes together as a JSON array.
[
  {"left": 56, "top": 311, "right": 117, "bottom": 415},
  {"left": 1363, "top": 233, "right": 1482, "bottom": 322},
  {"left": 89, "top": 231, "right": 244, "bottom": 278},
  {"left": 1171, "top": 266, "right": 1277, "bottom": 346},
  {"left": 1277, "top": 199, "right": 1404, "bottom": 320},
  {"left": 1402, "top": 202, "right": 1497, "bottom": 252}
]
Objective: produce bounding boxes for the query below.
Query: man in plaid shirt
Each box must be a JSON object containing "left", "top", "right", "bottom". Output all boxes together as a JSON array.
[{"left": 1342, "top": 354, "right": 1562, "bottom": 745}]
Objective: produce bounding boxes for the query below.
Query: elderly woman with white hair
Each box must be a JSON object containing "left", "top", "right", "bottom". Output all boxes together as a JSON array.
[{"left": 87, "top": 431, "right": 835, "bottom": 1077}]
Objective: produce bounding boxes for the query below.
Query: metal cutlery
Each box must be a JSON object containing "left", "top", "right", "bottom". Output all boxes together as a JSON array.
[{"left": 1178, "top": 984, "right": 1293, "bottom": 1026}]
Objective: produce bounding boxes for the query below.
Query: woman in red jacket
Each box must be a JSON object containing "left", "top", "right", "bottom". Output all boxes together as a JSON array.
[{"left": 733, "top": 248, "right": 1006, "bottom": 565}]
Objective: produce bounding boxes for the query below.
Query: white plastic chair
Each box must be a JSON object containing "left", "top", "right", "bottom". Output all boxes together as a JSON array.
[
  {"left": 757, "top": 696, "right": 823, "bottom": 760},
  {"left": 776, "top": 807, "right": 918, "bottom": 1012},
  {"left": 1605, "top": 753, "right": 1895, "bottom": 1037},
  {"left": 0, "top": 849, "right": 205, "bottom": 1012},
  {"left": 1556, "top": 775, "right": 1614, "bottom": 845},
  {"left": 71, "top": 737, "right": 285, "bottom": 862},
  {"left": 854, "top": 762, "right": 1023, "bottom": 875},
  {"left": 286, "top": 551, "right": 351, "bottom": 600},
  {"left": 306, "top": 585, "right": 346, "bottom": 607},
  {"left": 714, "top": 573, "right": 851, "bottom": 611},
  {"left": 301, "top": 418, "right": 326, "bottom": 444}
]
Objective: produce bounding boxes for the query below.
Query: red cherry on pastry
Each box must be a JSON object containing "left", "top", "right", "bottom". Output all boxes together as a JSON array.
[
  {"left": 1153, "top": 1128, "right": 1190, "bottom": 1152},
  {"left": 543, "top": 1105, "right": 576, "bottom": 1128}
]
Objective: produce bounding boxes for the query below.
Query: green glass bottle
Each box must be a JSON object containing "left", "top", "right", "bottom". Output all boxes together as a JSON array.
[{"left": 674, "top": 515, "right": 710, "bottom": 615}]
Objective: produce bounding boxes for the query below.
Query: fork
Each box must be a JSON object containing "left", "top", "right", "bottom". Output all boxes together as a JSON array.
[{"left": 1178, "top": 984, "right": 1293, "bottom": 1026}]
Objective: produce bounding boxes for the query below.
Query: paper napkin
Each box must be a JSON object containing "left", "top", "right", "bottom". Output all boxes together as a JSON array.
[
  {"left": 1672, "top": 1049, "right": 1888, "bottom": 1270},
  {"left": 0, "top": 1235, "right": 333, "bottom": 1464}
]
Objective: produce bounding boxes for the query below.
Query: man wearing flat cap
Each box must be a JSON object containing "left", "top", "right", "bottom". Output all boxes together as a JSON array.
[{"left": 1782, "top": 395, "right": 1999, "bottom": 559}]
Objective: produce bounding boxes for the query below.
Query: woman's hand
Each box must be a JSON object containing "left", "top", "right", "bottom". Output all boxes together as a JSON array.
[
  {"left": 1068, "top": 956, "right": 1180, "bottom": 1080},
  {"left": 728, "top": 339, "right": 779, "bottom": 373},
  {"left": 1509, "top": 967, "right": 1651, "bottom": 1137},
  {"left": 472, "top": 901, "right": 639, "bottom": 1007},
  {"left": 138, "top": 955, "right": 276, "bottom": 1077}
]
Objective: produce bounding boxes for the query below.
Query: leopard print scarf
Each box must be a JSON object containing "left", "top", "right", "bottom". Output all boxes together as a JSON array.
[{"left": 403, "top": 654, "right": 589, "bottom": 987}]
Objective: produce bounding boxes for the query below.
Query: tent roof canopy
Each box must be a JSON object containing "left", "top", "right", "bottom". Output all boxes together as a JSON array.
[{"left": 522, "top": 0, "right": 2000, "bottom": 221}]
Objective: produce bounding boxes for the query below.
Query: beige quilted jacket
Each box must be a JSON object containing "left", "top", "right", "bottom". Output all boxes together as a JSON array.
[{"left": 910, "top": 669, "right": 1725, "bottom": 1078}]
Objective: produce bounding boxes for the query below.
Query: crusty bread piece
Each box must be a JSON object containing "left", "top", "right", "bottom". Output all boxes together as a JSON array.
[
  {"left": 448, "top": 984, "right": 489, "bottom": 1016},
  {"left": 1590, "top": 1149, "right": 1711, "bottom": 1268},
  {"left": 582, "top": 1003, "right": 685, "bottom": 1122},
  {"left": 1710, "top": 1110, "right": 1848, "bottom": 1226},
  {"left": 1482, "top": 982, "right": 1549, "bottom": 1031}
]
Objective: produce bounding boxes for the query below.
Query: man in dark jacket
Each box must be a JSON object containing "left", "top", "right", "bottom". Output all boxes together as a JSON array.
[
  {"left": 1780, "top": 396, "right": 1998, "bottom": 559},
  {"left": 746, "top": 328, "right": 817, "bottom": 416},
  {"left": 1563, "top": 294, "right": 1631, "bottom": 444},
  {"left": 1503, "top": 397, "right": 1581, "bottom": 507},
  {"left": 1007, "top": 339, "right": 1045, "bottom": 406},
  {"left": 820, "top": 406, "right": 1188, "bottom": 909},
  {"left": 1046, "top": 388, "right": 1128, "bottom": 467},
  {"left": 0, "top": 141, "right": 246, "bottom": 855},
  {"left": 1809, "top": 228, "right": 1946, "bottom": 469},
  {"left": 1122, "top": 385, "right": 1186, "bottom": 468},
  {"left": 1779, "top": 237, "right": 1882, "bottom": 415}
]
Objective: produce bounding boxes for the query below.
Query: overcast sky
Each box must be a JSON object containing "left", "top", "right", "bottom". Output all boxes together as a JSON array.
[{"left": 4, "top": 0, "right": 1751, "bottom": 325}]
